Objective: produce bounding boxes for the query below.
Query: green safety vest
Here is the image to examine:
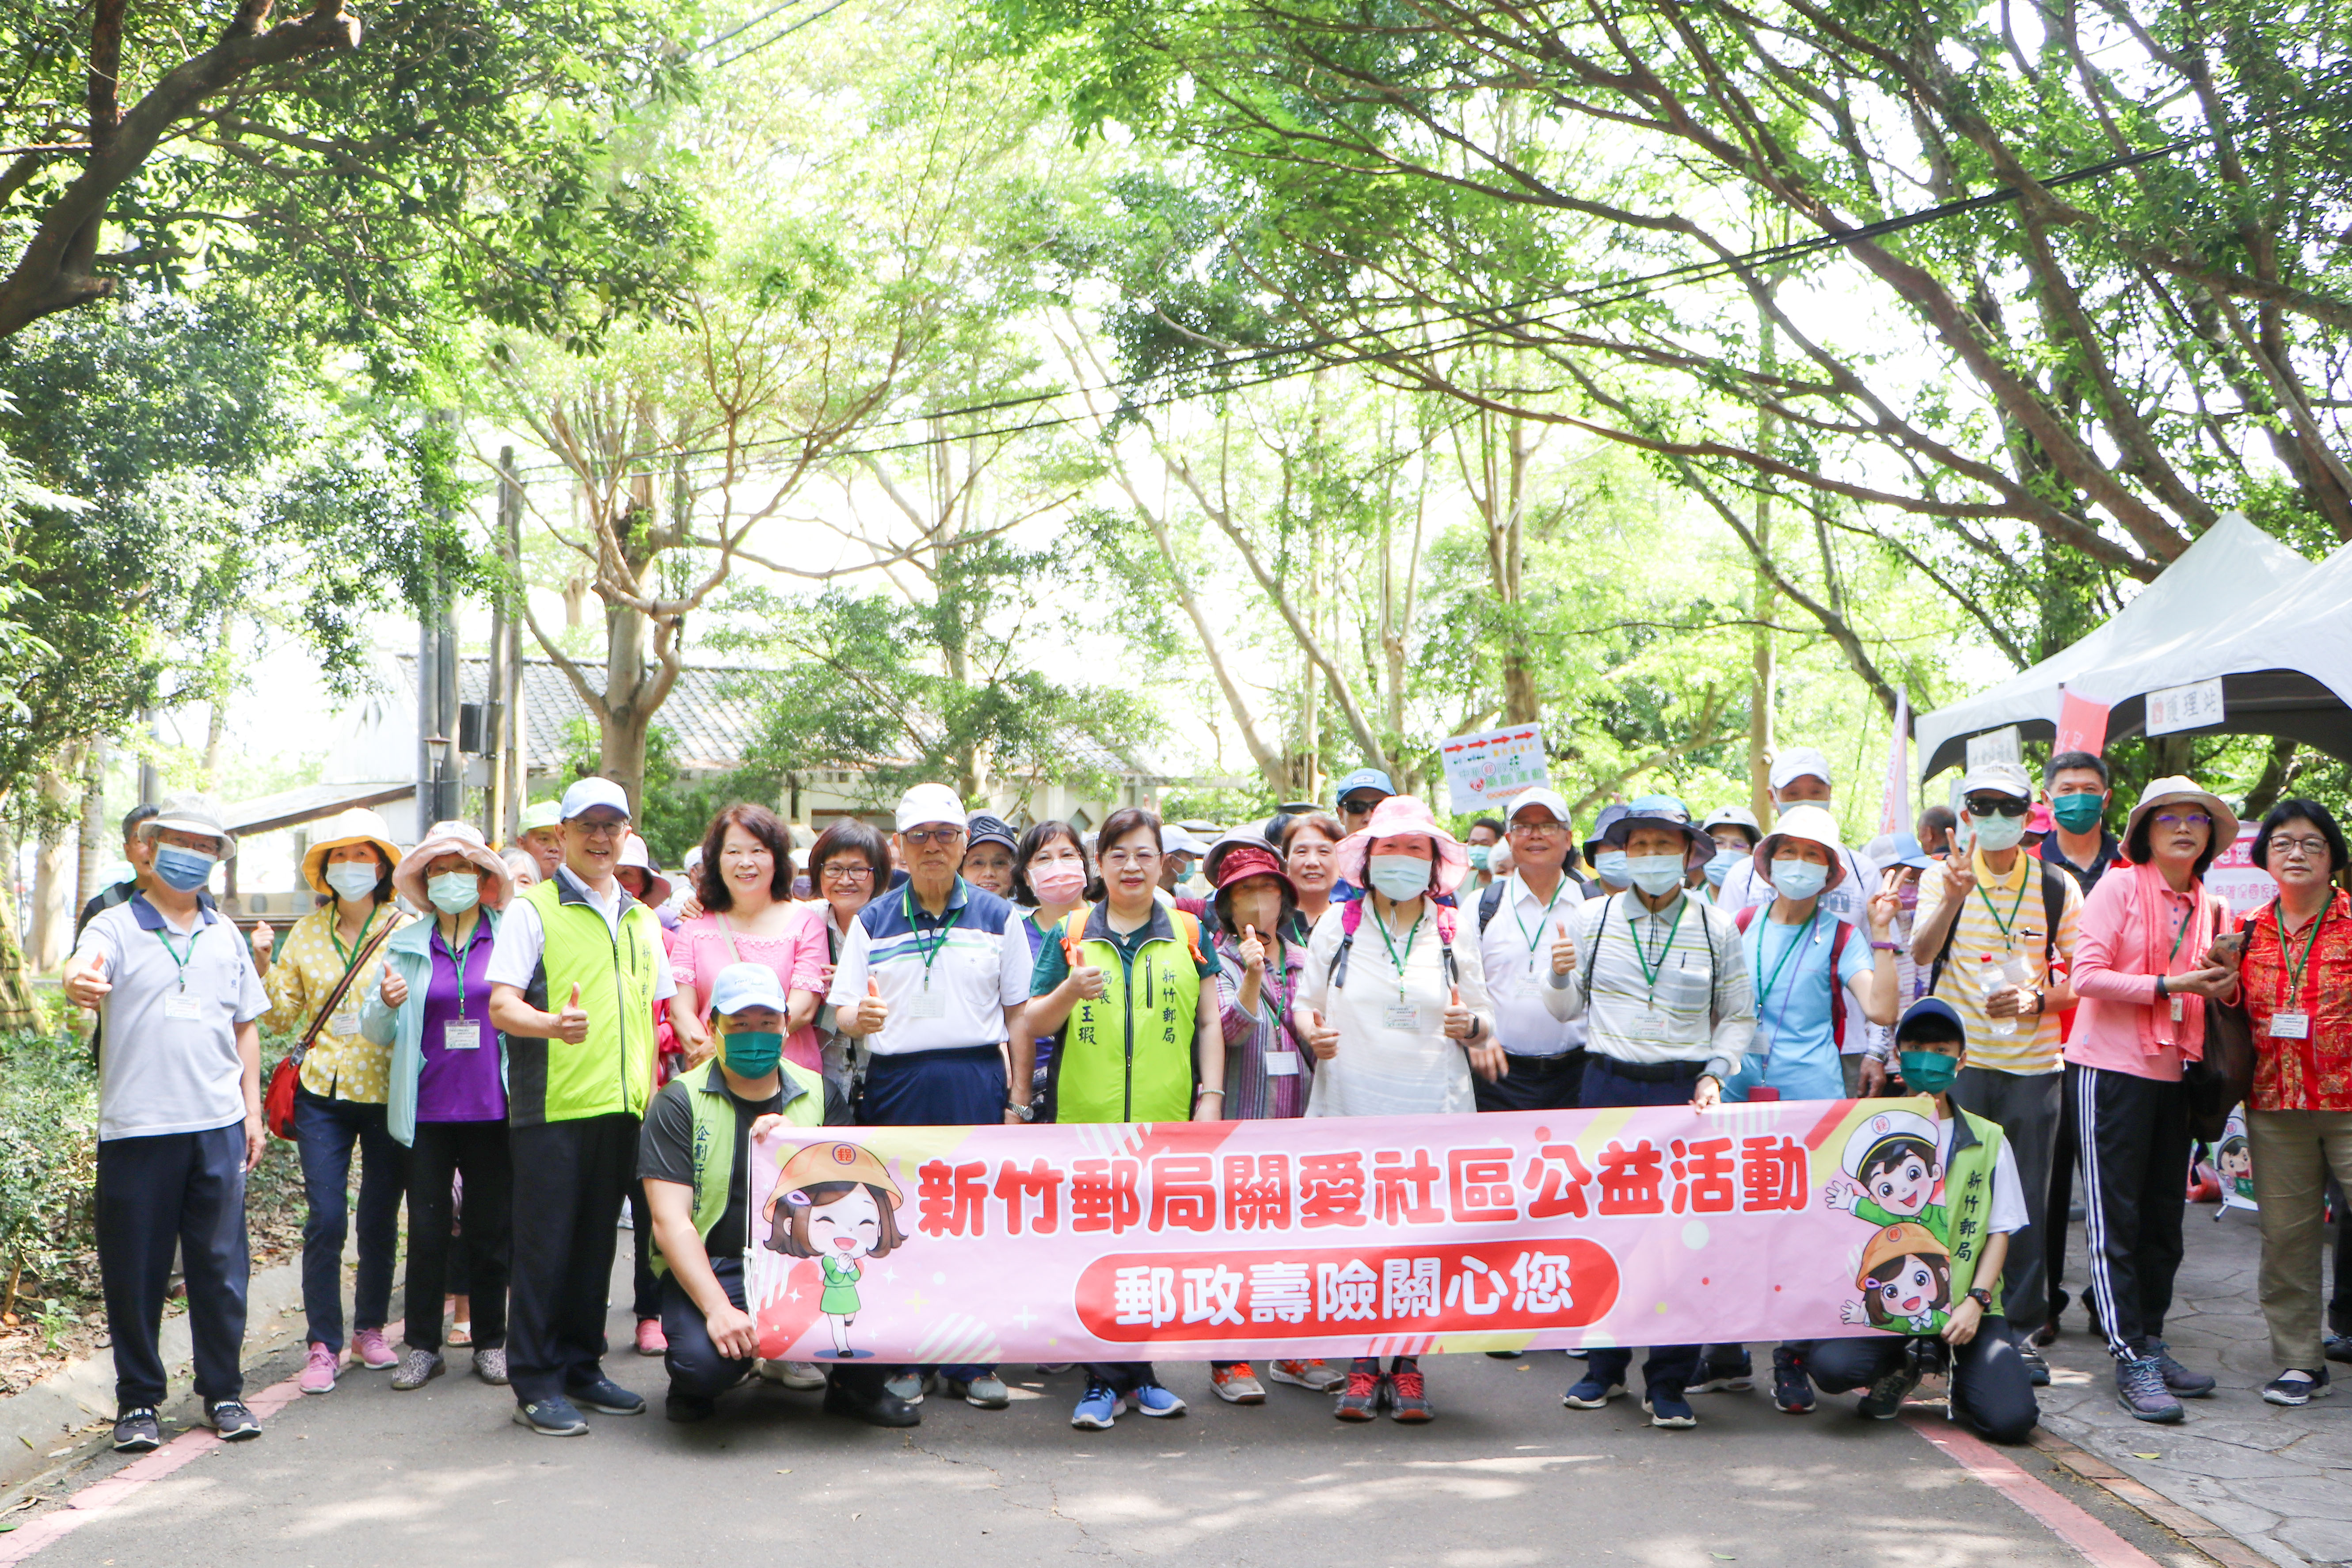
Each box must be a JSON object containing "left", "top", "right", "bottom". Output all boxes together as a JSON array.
[
  {"left": 647, "top": 1058, "right": 826, "bottom": 1279},
  {"left": 1048, "top": 902, "right": 1204, "bottom": 1125},
  {"left": 508, "top": 874, "right": 666, "bottom": 1126},
  {"left": 1936, "top": 1107, "right": 2008, "bottom": 1318}
]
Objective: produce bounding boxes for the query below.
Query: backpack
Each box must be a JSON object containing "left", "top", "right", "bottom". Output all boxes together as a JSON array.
[
  {"left": 1733, "top": 903, "right": 1858, "bottom": 1052},
  {"left": 1926, "top": 861, "right": 2069, "bottom": 998},
  {"left": 1330, "top": 896, "right": 1460, "bottom": 992},
  {"left": 1477, "top": 879, "right": 1507, "bottom": 934}
]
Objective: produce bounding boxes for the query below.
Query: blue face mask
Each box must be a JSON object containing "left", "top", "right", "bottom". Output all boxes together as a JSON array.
[
  {"left": 1899, "top": 1050, "right": 1959, "bottom": 1096},
  {"left": 427, "top": 872, "right": 481, "bottom": 915},
  {"left": 722, "top": 1029, "right": 784, "bottom": 1077},
  {"left": 1626, "top": 855, "right": 1687, "bottom": 897},
  {"left": 1592, "top": 849, "right": 1629, "bottom": 888},
  {"left": 1771, "top": 858, "right": 1830, "bottom": 900},
  {"left": 1705, "top": 847, "right": 1746, "bottom": 887},
  {"left": 1467, "top": 845, "right": 1492, "bottom": 872},
  {"left": 1366, "top": 854, "right": 1433, "bottom": 902},
  {"left": 153, "top": 845, "right": 216, "bottom": 892}
]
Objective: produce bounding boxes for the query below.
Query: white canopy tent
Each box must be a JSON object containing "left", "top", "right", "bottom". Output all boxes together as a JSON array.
[{"left": 1916, "top": 513, "right": 2349, "bottom": 779}]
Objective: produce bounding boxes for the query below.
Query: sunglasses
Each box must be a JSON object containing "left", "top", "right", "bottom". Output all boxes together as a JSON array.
[
  {"left": 1339, "top": 797, "right": 1383, "bottom": 815},
  {"left": 1964, "top": 796, "right": 2029, "bottom": 818}
]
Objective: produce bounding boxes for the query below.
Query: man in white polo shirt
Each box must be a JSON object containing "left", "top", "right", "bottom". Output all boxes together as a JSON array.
[
  {"left": 828, "top": 782, "right": 1031, "bottom": 1411},
  {"left": 1469, "top": 788, "right": 1587, "bottom": 1114}
]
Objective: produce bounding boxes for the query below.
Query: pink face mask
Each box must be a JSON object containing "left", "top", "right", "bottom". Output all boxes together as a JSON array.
[{"left": 1030, "top": 864, "right": 1088, "bottom": 905}]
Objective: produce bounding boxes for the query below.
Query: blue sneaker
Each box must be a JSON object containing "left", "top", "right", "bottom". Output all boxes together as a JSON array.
[
  {"left": 1643, "top": 1384, "right": 1697, "bottom": 1429},
  {"left": 2116, "top": 1355, "right": 2184, "bottom": 1423},
  {"left": 1071, "top": 1382, "right": 1121, "bottom": 1430},
  {"left": 1771, "top": 1347, "right": 1815, "bottom": 1413},
  {"left": 1561, "top": 1373, "right": 1625, "bottom": 1409},
  {"left": 1130, "top": 1382, "right": 1187, "bottom": 1418}
]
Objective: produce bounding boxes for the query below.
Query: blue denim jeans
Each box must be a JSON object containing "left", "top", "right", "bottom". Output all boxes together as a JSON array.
[{"left": 294, "top": 1088, "right": 406, "bottom": 1352}]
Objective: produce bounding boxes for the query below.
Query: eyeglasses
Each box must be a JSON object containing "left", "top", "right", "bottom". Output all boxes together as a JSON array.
[
  {"left": 1508, "top": 819, "right": 1569, "bottom": 839},
  {"left": 821, "top": 864, "right": 875, "bottom": 883},
  {"left": 2268, "top": 835, "right": 2331, "bottom": 861},
  {"left": 2152, "top": 811, "right": 2211, "bottom": 829},
  {"left": 1100, "top": 848, "right": 1162, "bottom": 869},
  {"left": 901, "top": 828, "right": 965, "bottom": 848},
  {"left": 1964, "top": 796, "right": 2029, "bottom": 818},
  {"left": 571, "top": 818, "right": 628, "bottom": 840}
]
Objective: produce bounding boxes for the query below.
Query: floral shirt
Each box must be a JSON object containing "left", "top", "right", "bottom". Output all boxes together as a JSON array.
[
  {"left": 2243, "top": 891, "right": 2352, "bottom": 1112},
  {"left": 263, "top": 903, "right": 407, "bottom": 1103}
]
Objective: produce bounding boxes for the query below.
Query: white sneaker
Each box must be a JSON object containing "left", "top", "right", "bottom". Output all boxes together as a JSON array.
[{"left": 757, "top": 1359, "right": 828, "bottom": 1390}]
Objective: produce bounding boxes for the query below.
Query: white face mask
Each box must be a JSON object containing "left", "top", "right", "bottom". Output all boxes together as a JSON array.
[
  {"left": 1592, "top": 849, "right": 1630, "bottom": 888},
  {"left": 1770, "top": 859, "right": 1830, "bottom": 901},
  {"left": 325, "top": 861, "right": 380, "bottom": 902},
  {"left": 1366, "top": 854, "right": 1433, "bottom": 901},
  {"left": 1971, "top": 811, "right": 2027, "bottom": 853},
  {"left": 1625, "top": 855, "right": 1687, "bottom": 897}
]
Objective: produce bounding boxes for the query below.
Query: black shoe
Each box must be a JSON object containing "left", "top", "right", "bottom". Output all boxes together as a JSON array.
[
  {"left": 823, "top": 1380, "right": 921, "bottom": 1428},
  {"left": 202, "top": 1399, "right": 261, "bottom": 1441},
  {"left": 2327, "top": 1332, "right": 2352, "bottom": 1366},
  {"left": 1857, "top": 1362, "right": 1922, "bottom": 1420},
  {"left": 512, "top": 1396, "right": 590, "bottom": 1436},
  {"left": 2018, "top": 1344, "right": 2052, "bottom": 1388},
  {"left": 112, "top": 1407, "right": 161, "bottom": 1453},
  {"left": 665, "top": 1393, "right": 716, "bottom": 1423},
  {"left": 566, "top": 1374, "right": 647, "bottom": 1416}
]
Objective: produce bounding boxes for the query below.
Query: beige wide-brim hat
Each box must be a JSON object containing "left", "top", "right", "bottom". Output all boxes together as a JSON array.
[
  {"left": 620, "top": 833, "right": 673, "bottom": 907},
  {"left": 301, "top": 807, "right": 403, "bottom": 895},
  {"left": 2124, "top": 776, "right": 2239, "bottom": 854},
  {"left": 393, "top": 819, "right": 514, "bottom": 912},
  {"left": 1751, "top": 803, "right": 1850, "bottom": 892}
]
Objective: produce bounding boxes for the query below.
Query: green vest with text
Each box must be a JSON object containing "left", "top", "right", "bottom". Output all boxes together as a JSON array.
[
  {"left": 648, "top": 1058, "right": 826, "bottom": 1278},
  {"left": 1937, "top": 1107, "right": 2007, "bottom": 1317},
  {"left": 507, "top": 874, "right": 665, "bottom": 1126},
  {"left": 1049, "top": 904, "right": 1203, "bottom": 1126}
]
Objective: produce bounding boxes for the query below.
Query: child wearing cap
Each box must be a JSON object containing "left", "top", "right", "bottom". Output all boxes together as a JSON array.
[{"left": 1806, "top": 999, "right": 2040, "bottom": 1443}]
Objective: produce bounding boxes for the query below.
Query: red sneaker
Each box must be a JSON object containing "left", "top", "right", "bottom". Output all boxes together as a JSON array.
[
  {"left": 1387, "top": 1366, "right": 1433, "bottom": 1423},
  {"left": 1334, "top": 1369, "right": 1381, "bottom": 1421},
  {"left": 635, "top": 1318, "right": 667, "bottom": 1356}
]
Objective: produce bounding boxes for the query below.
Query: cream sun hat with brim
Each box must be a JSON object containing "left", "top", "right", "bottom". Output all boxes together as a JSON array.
[
  {"left": 2124, "top": 776, "right": 2239, "bottom": 854},
  {"left": 301, "top": 807, "right": 402, "bottom": 896},
  {"left": 392, "top": 819, "right": 514, "bottom": 912},
  {"left": 1751, "top": 803, "right": 1850, "bottom": 892}
]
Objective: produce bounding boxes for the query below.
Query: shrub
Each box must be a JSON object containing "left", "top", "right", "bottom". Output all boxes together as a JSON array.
[{"left": 0, "top": 1028, "right": 99, "bottom": 1313}]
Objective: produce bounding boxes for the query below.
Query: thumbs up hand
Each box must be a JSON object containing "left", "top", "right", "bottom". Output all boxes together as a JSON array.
[
  {"left": 1070, "top": 961, "right": 1107, "bottom": 1001},
  {"left": 379, "top": 959, "right": 408, "bottom": 1010},
  {"left": 1549, "top": 919, "right": 1579, "bottom": 978},
  {"left": 65, "top": 949, "right": 111, "bottom": 1009},
  {"left": 1442, "top": 983, "right": 1477, "bottom": 1040},
  {"left": 1300, "top": 1006, "right": 1340, "bottom": 1061},
  {"left": 247, "top": 921, "right": 274, "bottom": 974},
  {"left": 1238, "top": 924, "right": 1266, "bottom": 976},
  {"left": 555, "top": 981, "right": 590, "bottom": 1044},
  {"left": 853, "top": 974, "right": 889, "bottom": 1035}
]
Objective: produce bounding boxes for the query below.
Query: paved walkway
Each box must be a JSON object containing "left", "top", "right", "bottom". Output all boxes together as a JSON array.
[{"left": 2037, "top": 1196, "right": 2352, "bottom": 1566}]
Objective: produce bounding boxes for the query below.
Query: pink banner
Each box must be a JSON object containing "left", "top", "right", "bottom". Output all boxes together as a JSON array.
[{"left": 745, "top": 1100, "right": 1956, "bottom": 1364}]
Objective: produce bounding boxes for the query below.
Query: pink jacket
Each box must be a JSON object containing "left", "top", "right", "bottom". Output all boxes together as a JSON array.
[{"left": 2064, "top": 864, "right": 2235, "bottom": 1082}]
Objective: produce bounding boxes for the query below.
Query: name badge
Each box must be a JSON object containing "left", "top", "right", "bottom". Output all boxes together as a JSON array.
[
  {"left": 904, "top": 986, "right": 948, "bottom": 1020},
  {"left": 2170, "top": 996, "right": 2186, "bottom": 1024},
  {"left": 1381, "top": 1003, "right": 1424, "bottom": 1032},
  {"left": 1265, "top": 1050, "right": 1301, "bottom": 1077},
  {"left": 1625, "top": 1006, "right": 1671, "bottom": 1041},
  {"left": 2272, "top": 1012, "right": 2312, "bottom": 1040},
  {"left": 331, "top": 1008, "right": 362, "bottom": 1038},
  {"left": 162, "top": 992, "right": 202, "bottom": 1021},
  {"left": 443, "top": 1019, "right": 482, "bottom": 1051}
]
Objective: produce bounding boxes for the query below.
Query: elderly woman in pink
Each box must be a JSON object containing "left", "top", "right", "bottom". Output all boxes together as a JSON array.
[
  {"left": 2065, "top": 776, "right": 2242, "bottom": 1426},
  {"left": 670, "top": 803, "right": 827, "bottom": 1075}
]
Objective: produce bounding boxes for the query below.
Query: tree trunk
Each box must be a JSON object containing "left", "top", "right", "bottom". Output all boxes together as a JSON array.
[
  {"left": 0, "top": 811, "right": 38, "bottom": 1030},
  {"left": 75, "top": 742, "right": 106, "bottom": 914},
  {"left": 28, "top": 754, "right": 80, "bottom": 971}
]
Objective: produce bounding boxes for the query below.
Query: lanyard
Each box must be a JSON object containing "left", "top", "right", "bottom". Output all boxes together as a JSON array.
[
  {"left": 903, "top": 884, "right": 967, "bottom": 985},
  {"left": 329, "top": 906, "right": 383, "bottom": 976},
  {"left": 2274, "top": 899, "right": 2327, "bottom": 1010},
  {"left": 1750, "top": 911, "right": 1819, "bottom": 1016},
  {"left": 153, "top": 921, "right": 202, "bottom": 992},
  {"left": 1972, "top": 867, "right": 2030, "bottom": 946},
  {"left": 1630, "top": 896, "right": 1687, "bottom": 1006},
  {"left": 440, "top": 916, "right": 481, "bottom": 1017},
  {"left": 2166, "top": 895, "right": 2198, "bottom": 969},
  {"left": 1510, "top": 876, "right": 1568, "bottom": 956},
  {"left": 1372, "top": 907, "right": 1421, "bottom": 997}
]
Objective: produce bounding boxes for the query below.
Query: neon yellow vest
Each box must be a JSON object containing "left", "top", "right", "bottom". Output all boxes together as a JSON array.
[
  {"left": 508, "top": 874, "right": 665, "bottom": 1125},
  {"left": 1050, "top": 904, "right": 1203, "bottom": 1124},
  {"left": 647, "top": 1058, "right": 826, "bottom": 1278}
]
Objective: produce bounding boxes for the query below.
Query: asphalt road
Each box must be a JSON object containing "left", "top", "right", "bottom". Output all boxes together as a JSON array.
[{"left": 4, "top": 1268, "right": 2205, "bottom": 1568}]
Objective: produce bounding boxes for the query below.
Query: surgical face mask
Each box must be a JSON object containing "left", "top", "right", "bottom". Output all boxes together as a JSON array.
[
  {"left": 1028, "top": 861, "right": 1088, "bottom": 906},
  {"left": 721, "top": 1028, "right": 784, "bottom": 1077},
  {"left": 325, "top": 861, "right": 380, "bottom": 903},
  {"left": 2050, "top": 793, "right": 2105, "bottom": 833},
  {"left": 1898, "top": 1049, "right": 1959, "bottom": 1096},
  {"left": 153, "top": 845, "right": 217, "bottom": 892},
  {"left": 1626, "top": 855, "right": 1687, "bottom": 897},
  {"left": 1704, "top": 847, "right": 1746, "bottom": 888},
  {"left": 1592, "top": 849, "right": 1630, "bottom": 888},
  {"left": 1366, "top": 854, "right": 1433, "bottom": 902},
  {"left": 1970, "top": 811, "right": 2027, "bottom": 853},
  {"left": 1770, "top": 858, "right": 1830, "bottom": 901},
  {"left": 427, "top": 872, "right": 481, "bottom": 915},
  {"left": 1774, "top": 790, "right": 1830, "bottom": 820},
  {"left": 1467, "top": 845, "right": 1492, "bottom": 872}
]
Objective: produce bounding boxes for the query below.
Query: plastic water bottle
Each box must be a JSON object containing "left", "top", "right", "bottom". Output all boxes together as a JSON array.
[{"left": 1982, "top": 952, "right": 2029, "bottom": 1036}]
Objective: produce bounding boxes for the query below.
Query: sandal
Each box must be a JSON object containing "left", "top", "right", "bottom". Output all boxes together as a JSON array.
[{"left": 447, "top": 1321, "right": 473, "bottom": 1347}]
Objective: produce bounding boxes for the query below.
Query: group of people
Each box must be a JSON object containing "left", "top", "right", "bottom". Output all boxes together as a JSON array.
[{"left": 56, "top": 739, "right": 2352, "bottom": 1452}]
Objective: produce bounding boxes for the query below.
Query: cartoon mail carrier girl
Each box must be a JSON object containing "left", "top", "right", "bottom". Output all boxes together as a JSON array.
[
  {"left": 764, "top": 1141, "right": 907, "bottom": 1359},
  {"left": 1823, "top": 1108, "right": 1945, "bottom": 1232},
  {"left": 1841, "top": 1222, "right": 1954, "bottom": 1335}
]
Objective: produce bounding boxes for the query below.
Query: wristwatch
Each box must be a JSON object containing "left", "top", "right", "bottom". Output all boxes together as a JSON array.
[
  {"left": 1005, "top": 1100, "right": 1035, "bottom": 1122},
  {"left": 1967, "top": 1287, "right": 1993, "bottom": 1309}
]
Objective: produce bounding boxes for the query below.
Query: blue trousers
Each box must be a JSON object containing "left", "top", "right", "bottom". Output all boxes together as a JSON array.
[
  {"left": 860, "top": 1046, "right": 1000, "bottom": 1385},
  {"left": 662, "top": 1256, "right": 751, "bottom": 1402},
  {"left": 1579, "top": 1057, "right": 1703, "bottom": 1394},
  {"left": 96, "top": 1124, "right": 249, "bottom": 1410},
  {"left": 294, "top": 1088, "right": 407, "bottom": 1352}
]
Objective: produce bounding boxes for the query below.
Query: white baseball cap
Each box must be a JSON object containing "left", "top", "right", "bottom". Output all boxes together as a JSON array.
[
  {"left": 708, "top": 961, "right": 789, "bottom": 1018},
  {"left": 1161, "top": 824, "right": 1210, "bottom": 859},
  {"left": 560, "top": 777, "right": 632, "bottom": 821},
  {"left": 1767, "top": 746, "right": 1834, "bottom": 792},
  {"left": 895, "top": 782, "right": 968, "bottom": 833},
  {"left": 1506, "top": 787, "right": 1573, "bottom": 829},
  {"left": 1959, "top": 761, "right": 2032, "bottom": 802}
]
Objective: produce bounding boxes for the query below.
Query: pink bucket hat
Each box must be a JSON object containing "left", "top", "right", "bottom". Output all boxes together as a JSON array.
[
  {"left": 392, "top": 819, "right": 514, "bottom": 912},
  {"left": 1334, "top": 795, "right": 1469, "bottom": 895}
]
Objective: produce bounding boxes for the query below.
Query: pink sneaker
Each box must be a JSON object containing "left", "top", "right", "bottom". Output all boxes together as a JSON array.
[
  {"left": 300, "top": 1342, "right": 339, "bottom": 1395},
  {"left": 635, "top": 1319, "right": 667, "bottom": 1356},
  {"left": 352, "top": 1327, "right": 397, "bottom": 1370}
]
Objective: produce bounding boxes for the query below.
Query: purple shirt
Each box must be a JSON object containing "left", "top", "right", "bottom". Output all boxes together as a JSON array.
[{"left": 417, "top": 917, "right": 506, "bottom": 1123}]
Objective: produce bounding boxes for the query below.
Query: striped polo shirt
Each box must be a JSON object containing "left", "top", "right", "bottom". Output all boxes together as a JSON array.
[
  {"left": 824, "top": 877, "right": 1032, "bottom": 1055},
  {"left": 1915, "top": 847, "right": 2083, "bottom": 1075}
]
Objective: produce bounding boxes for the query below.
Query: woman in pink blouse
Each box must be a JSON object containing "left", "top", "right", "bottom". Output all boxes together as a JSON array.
[
  {"left": 2065, "top": 776, "right": 2242, "bottom": 1424},
  {"left": 670, "top": 803, "right": 827, "bottom": 1074}
]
